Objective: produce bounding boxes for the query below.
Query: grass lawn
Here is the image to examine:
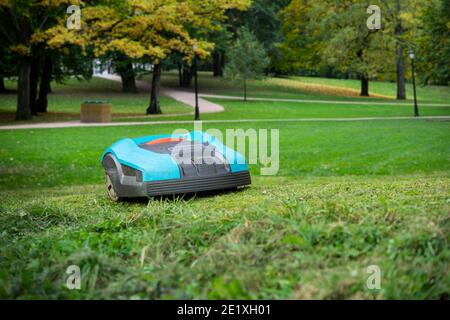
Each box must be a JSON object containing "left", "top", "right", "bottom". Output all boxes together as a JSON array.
[
  {"left": 289, "top": 76, "right": 450, "bottom": 104},
  {"left": 1, "top": 74, "right": 449, "bottom": 125},
  {"left": 113, "top": 99, "right": 450, "bottom": 123},
  {"left": 0, "top": 77, "right": 192, "bottom": 124},
  {"left": 1, "top": 120, "right": 449, "bottom": 299},
  {"left": 160, "top": 72, "right": 450, "bottom": 104}
]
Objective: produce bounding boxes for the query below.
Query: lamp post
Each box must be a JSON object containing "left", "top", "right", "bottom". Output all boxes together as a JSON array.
[
  {"left": 193, "top": 45, "right": 200, "bottom": 121},
  {"left": 409, "top": 50, "right": 419, "bottom": 117}
]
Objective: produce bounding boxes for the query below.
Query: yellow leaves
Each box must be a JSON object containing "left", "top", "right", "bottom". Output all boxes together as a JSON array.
[
  {"left": 0, "top": 0, "right": 11, "bottom": 7},
  {"left": 102, "top": 39, "right": 166, "bottom": 60},
  {"left": 36, "top": 0, "right": 80, "bottom": 7},
  {"left": 4, "top": 0, "right": 250, "bottom": 62},
  {"left": 34, "top": 25, "right": 86, "bottom": 50},
  {"left": 9, "top": 44, "right": 30, "bottom": 56},
  {"left": 208, "top": 0, "right": 251, "bottom": 11},
  {"left": 31, "top": 31, "right": 48, "bottom": 44},
  {"left": 2, "top": 0, "right": 80, "bottom": 8}
]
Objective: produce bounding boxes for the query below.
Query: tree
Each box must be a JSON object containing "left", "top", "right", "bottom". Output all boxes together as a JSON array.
[
  {"left": 213, "top": 0, "right": 290, "bottom": 76},
  {"left": 37, "top": 55, "right": 53, "bottom": 112},
  {"left": 58, "top": 0, "right": 251, "bottom": 114},
  {"left": 317, "top": 0, "right": 394, "bottom": 96},
  {"left": 0, "top": 41, "right": 16, "bottom": 94},
  {"left": 112, "top": 53, "right": 138, "bottom": 93},
  {"left": 276, "top": 0, "right": 320, "bottom": 74},
  {"left": 0, "top": 0, "right": 78, "bottom": 119},
  {"left": 147, "top": 63, "right": 162, "bottom": 114},
  {"left": 243, "top": 0, "right": 291, "bottom": 74},
  {"left": 379, "top": 0, "right": 425, "bottom": 99},
  {"left": 224, "top": 28, "right": 269, "bottom": 101},
  {"left": 416, "top": 0, "right": 450, "bottom": 85},
  {"left": 209, "top": 30, "right": 231, "bottom": 77}
]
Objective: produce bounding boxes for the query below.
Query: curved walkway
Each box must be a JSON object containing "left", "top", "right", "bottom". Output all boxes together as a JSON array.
[
  {"left": 97, "top": 74, "right": 224, "bottom": 113},
  {"left": 1, "top": 116, "right": 449, "bottom": 130}
]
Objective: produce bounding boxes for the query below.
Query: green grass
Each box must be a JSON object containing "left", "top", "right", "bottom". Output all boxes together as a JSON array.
[
  {"left": 1, "top": 121, "right": 449, "bottom": 189},
  {"left": 113, "top": 99, "right": 450, "bottom": 123},
  {"left": 160, "top": 72, "right": 450, "bottom": 104},
  {"left": 1, "top": 120, "right": 449, "bottom": 299},
  {"left": 2, "top": 73, "right": 449, "bottom": 125},
  {"left": 1, "top": 73, "right": 449, "bottom": 299},
  {"left": 0, "top": 77, "right": 192, "bottom": 124},
  {"left": 1, "top": 176, "right": 448, "bottom": 299},
  {"left": 289, "top": 76, "right": 450, "bottom": 104}
]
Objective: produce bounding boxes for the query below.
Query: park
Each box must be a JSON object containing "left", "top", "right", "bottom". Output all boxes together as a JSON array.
[{"left": 0, "top": 0, "right": 449, "bottom": 300}]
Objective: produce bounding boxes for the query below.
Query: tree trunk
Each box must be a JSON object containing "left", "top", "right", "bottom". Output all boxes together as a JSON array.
[
  {"left": 0, "top": 76, "right": 5, "bottom": 93},
  {"left": 243, "top": 77, "right": 247, "bottom": 102},
  {"left": 360, "top": 75, "right": 369, "bottom": 96},
  {"left": 212, "top": 51, "right": 224, "bottom": 77},
  {"left": 16, "top": 57, "right": 32, "bottom": 120},
  {"left": 396, "top": 45, "right": 406, "bottom": 99},
  {"left": 178, "top": 63, "right": 182, "bottom": 87},
  {"left": 119, "top": 60, "right": 137, "bottom": 93},
  {"left": 37, "top": 56, "right": 52, "bottom": 113},
  {"left": 181, "top": 63, "right": 193, "bottom": 88},
  {"left": 29, "top": 57, "right": 40, "bottom": 115},
  {"left": 395, "top": 0, "right": 406, "bottom": 100},
  {"left": 147, "top": 63, "right": 162, "bottom": 115}
]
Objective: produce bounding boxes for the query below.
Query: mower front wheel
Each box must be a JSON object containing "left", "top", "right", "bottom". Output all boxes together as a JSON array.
[{"left": 105, "top": 173, "right": 122, "bottom": 202}]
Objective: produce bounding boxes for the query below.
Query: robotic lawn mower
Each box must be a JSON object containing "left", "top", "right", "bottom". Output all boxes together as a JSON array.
[{"left": 101, "top": 131, "right": 251, "bottom": 201}]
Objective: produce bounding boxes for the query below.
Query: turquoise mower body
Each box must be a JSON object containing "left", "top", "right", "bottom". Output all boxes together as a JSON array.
[{"left": 101, "top": 131, "right": 251, "bottom": 201}]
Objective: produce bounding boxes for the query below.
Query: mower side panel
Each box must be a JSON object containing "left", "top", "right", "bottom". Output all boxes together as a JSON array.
[{"left": 101, "top": 138, "right": 181, "bottom": 182}]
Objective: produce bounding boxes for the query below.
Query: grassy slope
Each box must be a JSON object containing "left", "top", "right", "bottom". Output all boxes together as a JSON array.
[
  {"left": 1, "top": 120, "right": 449, "bottom": 299},
  {"left": 0, "top": 78, "right": 192, "bottom": 124},
  {"left": 0, "top": 121, "right": 449, "bottom": 189},
  {"left": 1, "top": 73, "right": 449, "bottom": 299},
  {"left": 160, "top": 72, "right": 450, "bottom": 104},
  {"left": 290, "top": 76, "right": 450, "bottom": 104},
  {"left": 113, "top": 99, "right": 450, "bottom": 123}
]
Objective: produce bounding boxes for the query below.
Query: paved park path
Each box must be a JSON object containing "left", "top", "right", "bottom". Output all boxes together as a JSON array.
[
  {"left": 98, "top": 74, "right": 224, "bottom": 113},
  {"left": 1, "top": 116, "right": 449, "bottom": 130}
]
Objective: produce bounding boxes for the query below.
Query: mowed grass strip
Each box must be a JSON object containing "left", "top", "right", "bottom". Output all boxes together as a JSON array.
[
  {"left": 113, "top": 99, "right": 450, "bottom": 123},
  {"left": 0, "top": 120, "right": 449, "bottom": 189}
]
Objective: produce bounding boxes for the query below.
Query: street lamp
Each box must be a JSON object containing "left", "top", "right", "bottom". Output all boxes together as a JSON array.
[
  {"left": 409, "top": 49, "right": 419, "bottom": 117},
  {"left": 193, "top": 45, "right": 200, "bottom": 121}
]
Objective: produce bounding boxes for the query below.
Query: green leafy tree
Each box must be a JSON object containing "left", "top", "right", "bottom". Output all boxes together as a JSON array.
[
  {"left": 317, "top": 0, "right": 394, "bottom": 96},
  {"left": 0, "top": 0, "right": 76, "bottom": 119},
  {"left": 276, "top": 0, "right": 320, "bottom": 74},
  {"left": 224, "top": 28, "right": 270, "bottom": 101},
  {"left": 215, "top": 0, "right": 290, "bottom": 76},
  {"left": 416, "top": 0, "right": 450, "bottom": 85},
  {"left": 380, "top": 0, "right": 425, "bottom": 99},
  {"left": 111, "top": 53, "right": 138, "bottom": 93},
  {"left": 236, "top": 0, "right": 290, "bottom": 74},
  {"left": 0, "top": 43, "right": 16, "bottom": 93}
]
